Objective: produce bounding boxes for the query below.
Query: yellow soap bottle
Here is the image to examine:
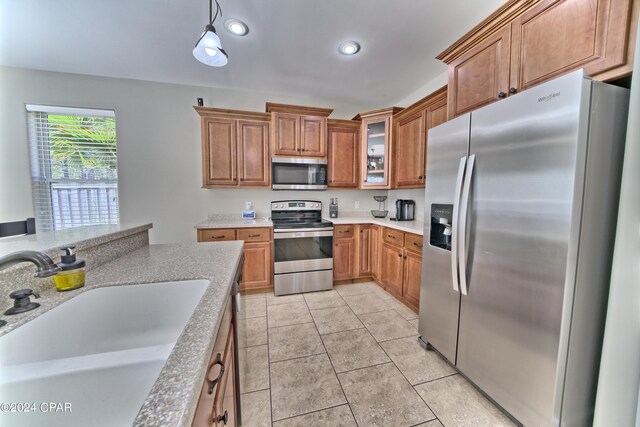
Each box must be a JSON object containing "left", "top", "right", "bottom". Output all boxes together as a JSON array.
[{"left": 54, "top": 246, "right": 86, "bottom": 291}]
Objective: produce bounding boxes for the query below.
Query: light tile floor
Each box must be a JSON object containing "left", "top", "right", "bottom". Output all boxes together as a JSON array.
[{"left": 237, "top": 282, "right": 515, "bottom": 427}]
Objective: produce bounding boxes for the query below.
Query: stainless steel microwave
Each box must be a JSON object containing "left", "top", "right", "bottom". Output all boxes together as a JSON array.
[{"left": 272, "top": 158, "right": 328, "bottom": 190}]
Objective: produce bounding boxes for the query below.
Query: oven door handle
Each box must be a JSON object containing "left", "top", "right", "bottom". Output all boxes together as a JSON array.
[{"left": 274, "top": 230, "right": 334, "bottom": 239}]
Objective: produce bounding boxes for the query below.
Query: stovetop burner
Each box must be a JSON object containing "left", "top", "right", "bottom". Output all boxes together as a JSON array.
[{"left": 271, "top": 200, "right": 333, "bottom": 230}]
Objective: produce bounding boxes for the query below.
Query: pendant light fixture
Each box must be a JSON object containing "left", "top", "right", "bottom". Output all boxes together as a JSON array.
[{"left": 193, "top": 0, "right": 228, "bottom": 67}]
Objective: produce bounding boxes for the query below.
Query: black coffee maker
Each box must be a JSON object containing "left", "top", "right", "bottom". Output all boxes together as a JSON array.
[{"left": 394, "top": 199, "right": 415, "bottom": 221}]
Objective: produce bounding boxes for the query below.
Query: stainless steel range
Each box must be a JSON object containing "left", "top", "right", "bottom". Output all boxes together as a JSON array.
[{"left": 271, "top": 200, "right": 333, "bottom": 296}]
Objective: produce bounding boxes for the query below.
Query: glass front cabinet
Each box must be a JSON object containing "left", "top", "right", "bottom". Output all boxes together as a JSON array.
[{"left": 358, "top": 107, "right": 402, "bottom": 189}]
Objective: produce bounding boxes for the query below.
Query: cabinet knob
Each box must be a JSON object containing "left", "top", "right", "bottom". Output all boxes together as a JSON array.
[
  {"left": 498, "top": 92, "right": 506, "bottom": 99},
  {"left": 301, "top": 147, "right": 306, "bottom": 151},
  {"left": 397, "top": 253, "right": 402, "bottom": 257},
  {"left": 509, "top": 87, "right": 518, "bottom": 95},
  {"left": 217, "top": 410, "right": 229, "bottom": 425}
]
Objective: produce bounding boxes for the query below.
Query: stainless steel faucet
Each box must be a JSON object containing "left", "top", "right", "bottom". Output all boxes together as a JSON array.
[{"left": 0, "top": 250, "right": 61, "bottom": 277}]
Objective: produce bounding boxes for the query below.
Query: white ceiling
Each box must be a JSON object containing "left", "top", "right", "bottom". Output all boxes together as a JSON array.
[{"left": 0, "top": 0, "right": 505, "bottom": 107}]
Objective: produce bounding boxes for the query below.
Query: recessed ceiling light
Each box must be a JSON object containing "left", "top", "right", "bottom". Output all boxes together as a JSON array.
[
  {"left": 224, "top": 19, "right": 249, "bottom": 36},
  {"left": 338, "top": 41, "right": 360, "bottom": 55}
]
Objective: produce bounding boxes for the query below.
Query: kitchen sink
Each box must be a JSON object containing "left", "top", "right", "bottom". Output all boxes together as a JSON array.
[{"left": 0, "top": 279, "right": 209, "bottom": 427}]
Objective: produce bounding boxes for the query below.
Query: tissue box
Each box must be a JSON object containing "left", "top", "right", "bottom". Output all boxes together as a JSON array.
[{"left": 242, "top": 210, "right": 256, "bottom": 219}]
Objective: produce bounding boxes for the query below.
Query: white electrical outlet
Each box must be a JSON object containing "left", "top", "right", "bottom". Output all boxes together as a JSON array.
[
  {"left": 355, "top": 201, "right": 360, "bottom": 209},
  {"left": 245, "top": 201, "right": 252, "bottom": 210}
]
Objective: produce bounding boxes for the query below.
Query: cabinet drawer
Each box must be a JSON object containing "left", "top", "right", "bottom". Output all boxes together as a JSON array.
[
  {"left": 237, "top": 227, "right": 271, "bottom": 243},
  {"left": 382, "top": 227, "right": 404, "bottom": 247},
  {"left": 404, "top": 233, "right": 423, "bottom": 254},
  {"left": 334, "top": 224, "right": 355, "bottom": 238},
  {"left": 198, "top": 229, "right": 236, "bottom": 242}
]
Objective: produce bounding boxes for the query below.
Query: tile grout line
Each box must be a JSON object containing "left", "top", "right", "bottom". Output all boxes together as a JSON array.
[
  {"left": 303, "top": 289, "right": 361, "bottom": 427},
  {"left": 263, "top": 295, "right": 273, "bottom": 427},
  {"left": 358, "top": 288, "right": 441, "bottom": 426}
]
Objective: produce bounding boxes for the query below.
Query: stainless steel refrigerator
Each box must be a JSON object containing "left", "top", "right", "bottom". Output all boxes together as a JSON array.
[{"left": 418, "top": 69, "right": 629, "bottom": 426}]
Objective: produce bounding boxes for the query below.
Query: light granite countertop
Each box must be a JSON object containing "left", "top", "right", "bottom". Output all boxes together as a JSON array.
[
  {"left": 195, "top": 215, "right": 273, "bottom": 229},
  {"left": 0, "top": 223, "right": 153, "bottom": 257},
  {"left": 327, "top": 217, "right": 425, "bottom": 235},
  {"left": 194, "top": 215, "right": 423, "bottom": 235},
  {"left": 0, "top": 240, "right": 244, "bottom": 427}
]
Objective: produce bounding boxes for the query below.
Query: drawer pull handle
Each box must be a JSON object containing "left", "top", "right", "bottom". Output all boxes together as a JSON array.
[
  {"left": 387, "top": 234, "right": 395, "bottom": 239},
  {"left": 339, "top": 230, "right": 349, "bottom": 233},
  {"left": 207, "top": 353, "right": 225, "bottom": 394},
  {"left": 414, "top": 243, "right": 423, "bottom": 248},
  {"left": 211, "top": 235, "right": 225, "bottom": 239},
  {"left": 247, "top": 234, "right": 261, "bottom": 237}
]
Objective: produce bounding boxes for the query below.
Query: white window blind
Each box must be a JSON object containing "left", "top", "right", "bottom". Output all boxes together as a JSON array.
[{"left": 26, "top": 105, "right": 120, "bottom": 232}]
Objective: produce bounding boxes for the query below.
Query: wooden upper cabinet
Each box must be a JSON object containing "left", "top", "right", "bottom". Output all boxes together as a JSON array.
[
  {"left": 510, "top": 0, "right": 634, "bottom": 90},
  {"left": 195, "top": 107, "right": 270, "bottom": 188},
  {"left": 356, "top": 107, "right": 403, "bottom": 189},
  {"left": 439, "top": 0, "right": 636, "bottom": 118},
  {"left": 272, "top": 113, "right": 300, "bottom": 156},
  {"left": 267, "top": 103, "right": 333, "bottom": 158},
  {"left": 392, "top": 86, "right": 447, "bottom": 189},
  {"left": 237, "top": 120, "right": 269, "bottom": 187},
  {"left": 395, "top": 110, "right": 425, "bottom": 187},
  {"left": 447, "top": 25, "right": 512, "bottom": 118},
  {"left": 327, "top": 119, "right": 360, "bottom": 188},
  {"left": 202, "top": 117, "right": 237, "bottom": 186},
  {"left": 300, "top": 115, "right": 326, "bottom": 156}
]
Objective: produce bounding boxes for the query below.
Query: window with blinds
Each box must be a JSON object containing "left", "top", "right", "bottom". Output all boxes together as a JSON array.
[{"left": 26, "top": 104, "right": 119, "bottom": 232}]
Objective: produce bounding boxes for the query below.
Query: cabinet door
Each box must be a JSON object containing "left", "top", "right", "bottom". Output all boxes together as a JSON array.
[
  {"left": 371, "top": 226, "right": 381, "bottom": 281},
  {"left": 215, "top": 331, "right": 236, "bottom": 427},
  {"left": 380, "top": 242, "right": 404, "bottom": 296},
  {"left": 327, "top": 125, "right": 359, "bottom": 188},
  {"left": 237, "top": 120, "right": 269, "bottom": 187},
  {"left": 272, "top": 113, "right": 300, "bottom": 156},
  {"left": 403, "top": 250, "right": 422, "bottom": 311},
  {"left": 424, "top": 97, "right": 448, "bottom": 186},
  {"left": 202, "top": 117, "right": 237, "bottom": 186},
  {"left": 362, "top": 116, "right": 391, "bottom": 188},
  {"left": 447, "top": 25, "right": 511, "bottom": 118},
  {"left": 192, "top": 298, "right": 233, "bottom": 427},
  {"left": 240, "top": 242, "right": 272, "bottom": 291},
  {"left": 510, "top": 0, "right": 631, "bottom": 91},
  {"left": 333, "top": 238, "right": 355, "bottom": 280},
  {"left": 357, "top": 225, "right": 372, "bottom": 277},
  {"left": 395, "top": 110, "right": 426, "bottom": 188},
  {"left": 300, "top": 116, "right": 326, "bottom": 157}
]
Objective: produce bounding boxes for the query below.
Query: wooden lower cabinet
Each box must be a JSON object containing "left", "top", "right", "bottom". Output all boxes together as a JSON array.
[
  {"left": 380, "top": 242, "right": 405, "bottom": 297},
  {"left": 370, "top": 225, "right": 381, "bottom": 281},
  {"left": 197, "top": 227, "right": 273, "bottom": 292},
  {"left": 357, "top": 225, "right": 372, "bottom": 277},
  {"left": 336, "top": 224, "right": 422, "bottom": 312},
  {"left": 333, "top": 238, "right": 355, "bottom": 280},
  {"left": 192, "top": 295, "right": 237, "bottom": 427},
  {"left": 242, "top": 242, "right": 272, "bottom": 291},
  {"left": 403, "top": 250, "right": 422, "bottom": 310}
]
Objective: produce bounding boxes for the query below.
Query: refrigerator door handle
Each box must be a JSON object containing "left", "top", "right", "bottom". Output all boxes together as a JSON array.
[
  {"left": 451, "top": 156, "right": 467, "bottom": 293},
  {"left": 458, "top": 154, "right": 475, "bottom": 296}
]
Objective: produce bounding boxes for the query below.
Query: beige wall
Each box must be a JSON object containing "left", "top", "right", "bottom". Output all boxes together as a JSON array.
[
  {"left": 0, "top": 66, "right": 448, "bottom": 243},
  {"left": 0, "top": 66, "right": 380, "bottom": 243}
]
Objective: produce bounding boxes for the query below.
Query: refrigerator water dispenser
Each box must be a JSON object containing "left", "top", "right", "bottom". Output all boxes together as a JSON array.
[{"left": 430, "top": 204, "right": 453, "bottom": 250}]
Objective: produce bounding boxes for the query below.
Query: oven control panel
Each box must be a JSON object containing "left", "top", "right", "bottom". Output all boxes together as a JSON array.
[{"left": 271, "top": 201, "right": 322, "bottom": 211}]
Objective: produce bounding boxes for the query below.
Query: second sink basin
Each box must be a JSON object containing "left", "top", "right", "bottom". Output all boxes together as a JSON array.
[{"left": 0, "top": 279, "right": 209, "bottom": 427}]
